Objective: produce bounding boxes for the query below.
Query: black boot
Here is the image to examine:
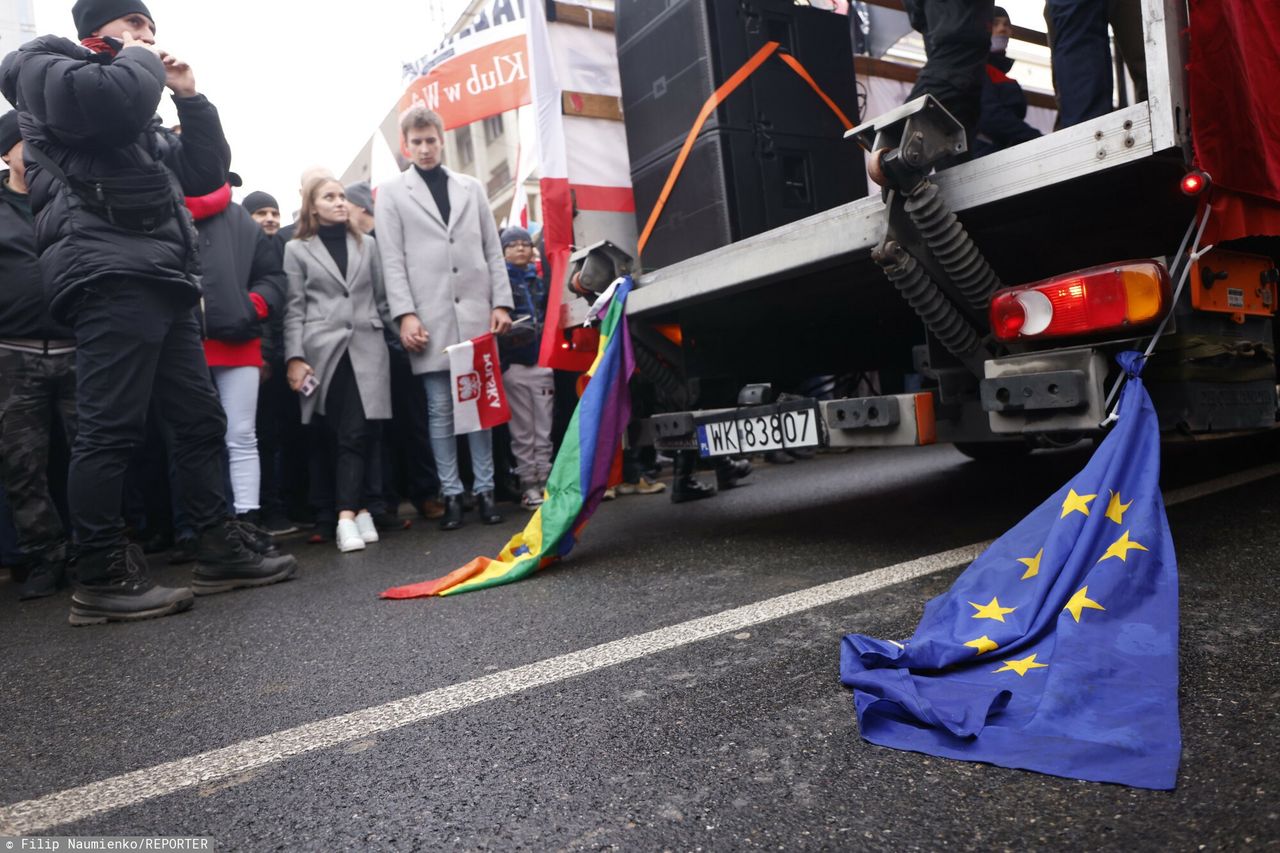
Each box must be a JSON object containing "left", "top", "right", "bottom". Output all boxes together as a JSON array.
[
  {"left": 440, "top": 495, "right": 464, "bottom": 531},
  {"left": 231, "top": 512, "right": 281, "bottom": 557},
  {"left": 671, "top": 451, "right": 716, "bottom": 504},
  {"left": 19, "top": 543, "right": 70, "bottom": 601},
  {"left": 476, "top": 491, "right": 503, "bottom": 525},
  {"left": 69, "top": 544, "right": 193, "bottom": 626},
  {"left": 191, "top": 519, "right": 297, "bottom": 596},
  {"left": 715, "top": 457, "right": 752, "bottom": 490}
]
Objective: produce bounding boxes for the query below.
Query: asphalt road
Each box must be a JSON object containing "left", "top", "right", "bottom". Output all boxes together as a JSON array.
[{"left": 1, "top": 434, "right": 1277, "bottom": 850}]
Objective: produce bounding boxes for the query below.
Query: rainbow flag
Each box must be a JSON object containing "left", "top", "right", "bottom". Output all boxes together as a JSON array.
[{"left": 381, "top": 276, "right": 636, "bottom": 599}]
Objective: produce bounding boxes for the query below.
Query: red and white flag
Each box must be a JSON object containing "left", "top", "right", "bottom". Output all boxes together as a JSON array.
[{"left": 446, "top": 333, "right": 511, "bottom": 434}]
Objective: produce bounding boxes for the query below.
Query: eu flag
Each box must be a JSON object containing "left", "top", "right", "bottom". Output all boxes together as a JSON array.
[{"left": 840, "top": 352, "right": 1180, "bottom": 789}]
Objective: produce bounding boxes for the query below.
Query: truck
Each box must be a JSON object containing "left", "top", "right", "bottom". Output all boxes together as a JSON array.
[{"left": 563, "top": 0, "right": 1277, "bottom": 464}]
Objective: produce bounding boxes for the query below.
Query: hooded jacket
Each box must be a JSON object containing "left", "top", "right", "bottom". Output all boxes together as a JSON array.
[
  {"left": 0, "top": 171, "right": 73, "bottom": 342},
  {"left": 188, "top": 188, "right": 285, "bottom": 345},
  {"left": 974, "top": 52, "right": 1042, "bottom": 157},
  {"left": 0, "top": 36, "right": 231, "bottom": 323}
]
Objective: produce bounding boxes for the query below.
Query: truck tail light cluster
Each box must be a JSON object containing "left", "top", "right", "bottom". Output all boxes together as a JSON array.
[{"left": 990, "top": 261, "right": 1171, "bottom": 342}]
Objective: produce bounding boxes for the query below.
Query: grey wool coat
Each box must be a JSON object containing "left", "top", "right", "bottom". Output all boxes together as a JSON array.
[
  {"left": 376, "top": 166, "right": 513, "bottom": 374},
  {"left": 283, "top": 232, "right": 393, "bottom": 425}
]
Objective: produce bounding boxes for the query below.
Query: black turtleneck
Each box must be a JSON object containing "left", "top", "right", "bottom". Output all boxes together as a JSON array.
[
  {"left": 318, "top": 222, "right": 348, "bottom": 278},
  {"left": 414, "top": 164, "right": 451, "bottom": 224}
]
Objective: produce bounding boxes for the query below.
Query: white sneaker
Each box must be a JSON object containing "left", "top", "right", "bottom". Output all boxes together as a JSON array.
[
  {"left": 336, "top": 518, "right": 366, "bottom": 553},
  {"left": 521, "top": 487, "right": 544, "bottom": 510},
  {"left": 354, "top": 511, "right": 380, "bottom": 543}
]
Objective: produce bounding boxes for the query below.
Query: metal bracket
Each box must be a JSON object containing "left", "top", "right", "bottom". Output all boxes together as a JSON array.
[
  {"left": 825, "top": 396, "right": 902, "bottom": 429},
  {"left": 980, "top": 370, "right": 1089, "bottom": 412}
]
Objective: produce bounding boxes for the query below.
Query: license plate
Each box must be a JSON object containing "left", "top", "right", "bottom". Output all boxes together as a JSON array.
[{"left": 697, "top": 407, "right": 820, "bottom": 458}]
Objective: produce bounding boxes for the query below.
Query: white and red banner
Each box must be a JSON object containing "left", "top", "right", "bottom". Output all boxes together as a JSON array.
[
  {"left": 399, "top": 8, "right": 531, "bottom": 131},
  {"left": 446, "top": 333, "right": 511, "bottom": 434}
]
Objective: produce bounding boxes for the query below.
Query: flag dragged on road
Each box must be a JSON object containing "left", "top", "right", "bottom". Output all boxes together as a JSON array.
[
  {"left": 840, "top": 352, "right": 1181, "bottom": 789},
  {"left": 382, "top": 277, "right": 636, "bottom": 599}
]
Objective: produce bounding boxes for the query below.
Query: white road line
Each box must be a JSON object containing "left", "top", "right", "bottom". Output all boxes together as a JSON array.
[{"left": 2, "top": 462, "right": 1277, "bottom": 835}]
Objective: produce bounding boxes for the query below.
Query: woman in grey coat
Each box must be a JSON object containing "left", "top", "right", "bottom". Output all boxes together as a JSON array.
[{"left": 283, "top": 178, "right": 392, "bottom": 553}]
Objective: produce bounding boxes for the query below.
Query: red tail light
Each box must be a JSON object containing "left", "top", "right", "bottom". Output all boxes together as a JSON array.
[
  {"left": 1180, "top": 170, "right": 1210, "bottom": 196},
  {"left": 990, "top": 261, "right": 1171, "bottom": 342}
]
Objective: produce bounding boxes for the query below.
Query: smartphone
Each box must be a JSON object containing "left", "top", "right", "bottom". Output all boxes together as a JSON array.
[
  {"left": 300, "top": 374, "right": 319, "bottom": 397},
  {"left": 101, "top": 36, "right": 125, "bottom": 52}
]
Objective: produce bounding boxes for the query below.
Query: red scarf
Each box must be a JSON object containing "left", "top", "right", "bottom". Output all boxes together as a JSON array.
[
  {"left": 184, "top": 184, "right": 232, "bottom": 221},
  {"left": 81, "top": 37, "right": 119, "bottom": 57}
]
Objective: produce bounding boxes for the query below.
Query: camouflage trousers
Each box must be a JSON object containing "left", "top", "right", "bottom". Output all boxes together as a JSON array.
[{"left": 0, "top": 348, "right": 77, "bottom": 561}]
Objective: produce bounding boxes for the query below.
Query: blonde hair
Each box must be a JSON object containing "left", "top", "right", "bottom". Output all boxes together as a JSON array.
[{"left": 293, "top": 177, "right": 362, "bottom": 243}]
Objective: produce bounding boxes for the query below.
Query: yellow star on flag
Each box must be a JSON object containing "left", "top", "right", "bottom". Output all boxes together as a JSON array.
[
  {"left": 1060, "top": 488, "right": 1096, "bottom": 518},
  {"left": 1063, "top": 587, "right": 1106, "bottom": 623},
  {"left": 994, "top": 653, "right": 1048, "bottom": 676},
  {"left": 969, "top": 596, "right": 1017, "bottom": 622},
  {"left": 1105, "top": 491, "right": 1133, "bottom": 525},
  {"left": 1098, "top": 530, "right": 1149, "bottom": 563},
  {"left": 964, "top": 635, "right": 999, "bottom": 655},
  {"left": 1017, "top": 549, "right": 1043, "bottom": 580}
]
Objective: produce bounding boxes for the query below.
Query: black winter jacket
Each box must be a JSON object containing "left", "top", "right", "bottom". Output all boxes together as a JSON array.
[
  {"left": 973, "top": 53, "right": 1042, "bottom": 157},
  {"left": 0, "top": 36, "right": 231, "bottom": 323},
  {"left": 0, "top": 172, "right": 72, "bottom": 340},
  {"left": 196, "top": 202, "right": 286, "bottom": 342}
]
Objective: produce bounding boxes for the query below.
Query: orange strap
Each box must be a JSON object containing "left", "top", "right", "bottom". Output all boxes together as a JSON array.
[
  {"left": 637, "top": 43, "right": 856, "bottom": 256},
  {"left": 777, "top": 53, "right": 855, "bottom": 131}
]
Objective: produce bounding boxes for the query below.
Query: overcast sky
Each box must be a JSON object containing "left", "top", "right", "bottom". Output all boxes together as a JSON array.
[{"left": 30, "top": 0, "right": 469, "bottom": 211}]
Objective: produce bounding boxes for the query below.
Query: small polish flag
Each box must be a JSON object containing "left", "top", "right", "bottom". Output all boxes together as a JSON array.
[{"left": 445, "top": 333, "right": 511, "bottom": 434}]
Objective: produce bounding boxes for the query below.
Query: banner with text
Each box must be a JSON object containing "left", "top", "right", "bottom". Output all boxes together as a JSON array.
[{"left": 399, "top": 17, "right": 531, "bottom": 131}]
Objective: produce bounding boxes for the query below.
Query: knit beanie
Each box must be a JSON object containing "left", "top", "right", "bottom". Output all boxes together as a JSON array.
[
  {"left": 501, "top": 225, "right": 532, "bottom": 248},
  {"left": 242, "top": 191, "right": 280, "bottom": 215},
  {"left": 992, "top": 6, "right": 1009, "bottom": 19},
  {"left": 73, "top": 0, "right": 155, "bottom": 39},
  {"left": 0, "top": 112, "right": 21, "bottom": 156},
  {"left": 345, "top": 181, "right": 374, "bottom": 215}
]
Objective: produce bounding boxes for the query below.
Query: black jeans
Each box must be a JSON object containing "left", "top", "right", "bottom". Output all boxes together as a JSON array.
[
  {"left": 318, "top": 352, "right": 376, "bottom": 514},
  {"left": 0, "top": 348, "right": 77, "bottom": 560},
  {"left": 386, "top": 343, "right": 440, "bottom": 504},
  {"left": 66, "top": 280, "right": 227, "bottom": 566}
]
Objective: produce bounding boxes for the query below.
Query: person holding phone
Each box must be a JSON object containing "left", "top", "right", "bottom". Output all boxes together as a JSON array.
[
  {"left": 282, "top": 178, "right": 392, "bottom": 553},
  {"left": 1, "top": 0, "right": 298, "bottom": 625}
]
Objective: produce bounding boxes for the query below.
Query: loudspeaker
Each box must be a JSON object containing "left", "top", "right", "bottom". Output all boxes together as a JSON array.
[
  {"left": 630, "top": 126, "right": 865, "bottom": 271},
  {"left": 617, "top": 0, "right": 860, "bottom": 172}
]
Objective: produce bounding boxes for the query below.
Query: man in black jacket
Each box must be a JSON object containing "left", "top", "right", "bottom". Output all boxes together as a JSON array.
[
  {"left": 1, "top": 0, "right": 296, "bottom": 625},
  {"left": 973, "top": 7, "right": 1042, "bottom": 157},
  {"left": 0, "top": 110, "right": 77, "bottom": 601}
]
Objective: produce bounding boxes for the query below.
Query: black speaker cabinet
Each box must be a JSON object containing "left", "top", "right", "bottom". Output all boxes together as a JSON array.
[
  {"left": 630, "top": 126, "right": 865, "bottom": 271},
  {"left": 617, "top": 0, "right": 861, "bottom": 172}
]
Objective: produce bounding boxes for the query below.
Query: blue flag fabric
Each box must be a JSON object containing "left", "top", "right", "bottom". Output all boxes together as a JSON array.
[{"left": 840, "top": 352, "right": 1181, "bottom": 789}]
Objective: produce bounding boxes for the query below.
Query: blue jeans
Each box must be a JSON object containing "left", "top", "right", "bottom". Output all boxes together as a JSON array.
[{"left": 421, "top": 371, "right": 495, "bottom": 497}]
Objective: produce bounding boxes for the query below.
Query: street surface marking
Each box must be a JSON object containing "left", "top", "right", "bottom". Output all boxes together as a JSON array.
[{"left": 2, "top": 461, "right": 1277, "bottom": 835}]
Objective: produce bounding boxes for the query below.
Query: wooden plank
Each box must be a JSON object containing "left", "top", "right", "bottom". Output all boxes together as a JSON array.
[
  {"left": 562, "top": 91, "right": 624, "bottom": 121},
  {"left": 855, "top": 56, "right": 1058, "bottom": 111},
  {"left": 550, "top": 2, "right": 615, "bottom": 31}
]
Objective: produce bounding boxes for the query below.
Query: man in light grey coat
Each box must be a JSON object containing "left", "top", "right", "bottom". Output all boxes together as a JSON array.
[{"left": 376, "top": 107, "right": 513, "bottom": 530}]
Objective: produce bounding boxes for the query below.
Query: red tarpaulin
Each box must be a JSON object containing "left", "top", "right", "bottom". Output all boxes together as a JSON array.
[{"left": 1188, "top": 0, "right": 1280, "bottom": 242}]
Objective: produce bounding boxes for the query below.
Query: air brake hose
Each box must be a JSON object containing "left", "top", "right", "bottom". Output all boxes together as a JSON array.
[
  {"left": 873, "top": 240, "right": 983, "bottom": 362},
  {"left": 903, "top": 181, "right": 1002, "bottom": 312}
]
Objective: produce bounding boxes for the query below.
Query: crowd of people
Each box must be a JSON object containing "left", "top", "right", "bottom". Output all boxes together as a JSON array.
[
  {"left": 0, "top": 1, "right": 706, "bottom": 625},
  {"left": 1, "top": 0, "right": 1133, "bottom": 626}
]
